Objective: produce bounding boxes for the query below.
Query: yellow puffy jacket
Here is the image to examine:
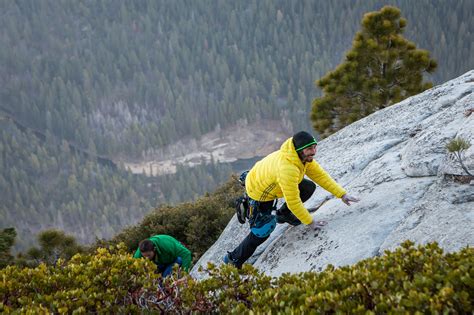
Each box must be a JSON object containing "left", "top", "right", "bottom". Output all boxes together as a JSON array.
[{"left": 245, "top": 137, "right": 346, "bottom": 225}]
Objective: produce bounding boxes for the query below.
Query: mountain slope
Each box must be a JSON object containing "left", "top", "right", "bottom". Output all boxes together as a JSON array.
[{"left": 192, "top": 70, "right": 474, "bottom": 278}]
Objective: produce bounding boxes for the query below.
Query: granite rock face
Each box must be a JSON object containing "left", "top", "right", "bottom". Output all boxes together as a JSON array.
[{"left": 192, "top": 70, "right": 474, "bottom": 278}]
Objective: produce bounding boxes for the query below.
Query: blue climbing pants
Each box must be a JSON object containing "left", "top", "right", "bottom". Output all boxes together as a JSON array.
[
  {"left": 158, "top": 256, "right": 183, "bottom": 277},
  {"left": 227, "top": 199, "right": 275, "bottom": 268},
  {"left": 227, "top": 179, "right": 316, "bottom": 268}
]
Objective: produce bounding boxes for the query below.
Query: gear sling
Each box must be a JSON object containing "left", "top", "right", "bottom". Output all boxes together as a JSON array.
[{"left": 235, "top": 171, "right": 278, "bottom": 237}]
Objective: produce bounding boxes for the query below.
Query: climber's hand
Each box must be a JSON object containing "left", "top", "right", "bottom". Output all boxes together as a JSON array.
[{"left": 341, "top": 194, "right": 360, "bottom": 206}]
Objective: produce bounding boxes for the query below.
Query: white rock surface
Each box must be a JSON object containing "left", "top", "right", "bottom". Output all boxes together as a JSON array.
[{"left": 192, "top": 70, "right": 474, "bottom": 278}]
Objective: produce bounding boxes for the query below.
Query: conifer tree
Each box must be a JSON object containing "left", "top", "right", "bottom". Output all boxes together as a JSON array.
[
  {"left": 311, "top": 6, "right": 437, "bottom": 138},
  {"left": 0, "top": 228, "right": 16, "bottom": 268},
  {"left": 23, "top": 229, "right": 84, "bottom": 266}
]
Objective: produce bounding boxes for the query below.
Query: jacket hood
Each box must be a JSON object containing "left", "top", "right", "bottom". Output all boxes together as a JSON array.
[{"left": 280, "top": 137, "right": 303, "bottom": 168}]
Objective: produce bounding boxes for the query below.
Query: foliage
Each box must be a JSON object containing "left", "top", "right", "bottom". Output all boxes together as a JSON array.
[
  {"left": 257, "top": 241, "right": 473, "bottom": 314},
  {"left": 176, "top": 241, "right": 472, "bottom": 313},
  {"left": 447, "top": 137, "right": 472, "bottom": 153},
  {"left": 0, "top": 228, "right": 16, "bottom": 268},
  {"left": 311, "top": 5, "right": 437, "bottom": 137},
  {"left": 15, "top": 230, "right": 85, "bottom": 268},
  {"left": 1, "top": 242, "right": 472, "bottom": 313},
  {"left": 1, "top": 244, "right": 159, "bottom": 314},
  {"left": 446, "top": 137, "right": 473, "bottom": 177},
  {"left": 109, "top": 175, "right": 244, "bottom": 261}
]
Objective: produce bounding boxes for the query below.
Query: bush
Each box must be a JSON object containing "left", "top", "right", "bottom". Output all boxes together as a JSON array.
[
  {"left": 0, "top": 244, "right": 158, "bottom": 314},
  {"left": 15, "top": 229, "right": 85, "bottom": 268},
  {"left": 0, "top": 228, "right": 16, "bottom": 268},
  {"left": 177, "top": 241, "right": 473, "bottom": 313},
  {"left": 446, "top": 137, "right": 473, "bottom": 177},
  {"left": 1, "top": 241, "right": 472, "bottom": 313}
]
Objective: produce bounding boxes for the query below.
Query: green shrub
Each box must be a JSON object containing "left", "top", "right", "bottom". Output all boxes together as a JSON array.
[
  {"left": 176, "top": 241, "right": 472, "bottom": 314},
  {"left": 446, "top": 137, "right": 473, "bottom": 177},
  {"left": 1, "top": 241, "right": 472, "bottom": 313},
  {"left": 0, "top": 244, "right": 158, "bottom": 314},
  {"left": 15, "top": 229, "right": 85, "bottom": 268},
  {"left": 0, "top": 228, "right": 16, "bottom": 268}
]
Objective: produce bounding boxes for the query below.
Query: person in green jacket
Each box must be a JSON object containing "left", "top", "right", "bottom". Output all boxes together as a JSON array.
[{"left": 133, "top": 234, "right": 192, "bottom": 277}]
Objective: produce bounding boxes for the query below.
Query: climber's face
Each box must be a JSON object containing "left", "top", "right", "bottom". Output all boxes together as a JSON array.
[
  {"left": 298, "top": 144, "right": 317, "bottom": 163},
  {"left": 142, "top": 250, "right": 155, "bottom": 260}
]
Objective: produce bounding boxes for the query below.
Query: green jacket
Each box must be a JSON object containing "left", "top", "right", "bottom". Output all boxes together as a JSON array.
[{"left": 133, "top": 234, "right": 192, "bottom": 271}]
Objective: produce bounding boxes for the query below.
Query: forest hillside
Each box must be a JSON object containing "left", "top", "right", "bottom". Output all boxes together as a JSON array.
[{"left": 2, "top": 0, "right": 473, "bottom": 251}]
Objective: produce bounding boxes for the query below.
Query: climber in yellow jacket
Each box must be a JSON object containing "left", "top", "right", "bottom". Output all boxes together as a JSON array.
[{"left": 224, "top": 131, "right": 359, "bottom": 268}]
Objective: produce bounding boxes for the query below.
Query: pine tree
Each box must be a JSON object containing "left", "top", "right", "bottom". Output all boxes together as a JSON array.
[
  {"left": 22, "top": 229, "right": 83, "bottom": 266},
  {"left": 0, "top": 228, "right": 16, "bottom": 268},
  {"left": 311, "top": 6, "right": 437, "bottom": 138}
]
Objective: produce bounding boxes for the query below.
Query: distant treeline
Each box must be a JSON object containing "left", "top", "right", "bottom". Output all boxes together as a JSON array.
[
  {"left": 1, "top": 0, "right": 473, "bottom": 250},
  {"left": 0, "top": 120, "right": 232, "bottom": 252},
  {"left": 1, "top": 0, "right": 472, "bottom": 159}
]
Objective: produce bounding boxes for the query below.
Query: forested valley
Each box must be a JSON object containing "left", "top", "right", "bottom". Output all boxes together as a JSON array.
[{"left": 1, "top": 0, "right": 473, "bottom": 251}]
